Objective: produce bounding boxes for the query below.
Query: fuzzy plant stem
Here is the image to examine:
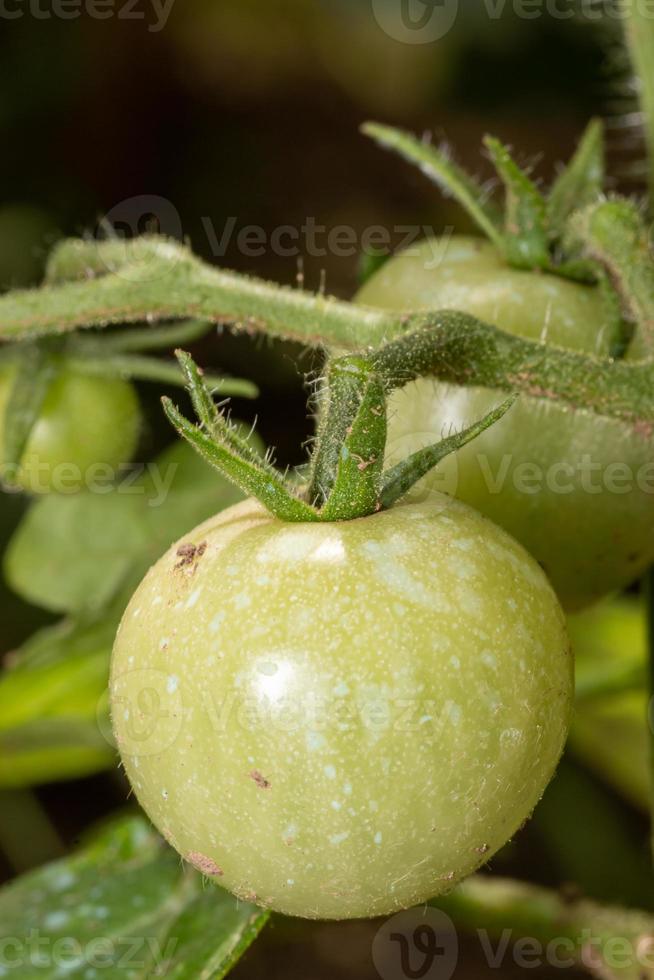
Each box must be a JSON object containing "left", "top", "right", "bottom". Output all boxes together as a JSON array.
[
  {"left": 436, "top": 876, "right": 654, "bottom": 980},
  {"left": 3, "top": 237, "right": 654, "bottom": 436}
]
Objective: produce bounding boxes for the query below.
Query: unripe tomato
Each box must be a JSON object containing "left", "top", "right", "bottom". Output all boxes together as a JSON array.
[
  {"left": 0, "top": 363, "right": 141, "bottom": 494},
  {"left": 357, "top": 236, "right": 654, "bottom": 610},
  {"left": 110, "top": 495, "right": 571, "bottom": 920}
]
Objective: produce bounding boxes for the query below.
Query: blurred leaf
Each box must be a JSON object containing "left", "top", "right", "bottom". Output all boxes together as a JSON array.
[
  {"left": 0, "top": 591, "right": 126, "bottom": 787},
  {"left": 0, "top": 815, "right": 269, "bottom": 979},
  {"left": 0, "top": 344, "right": 58, "bottom": 484},
  {"left": 534, "top": 759, "right": 653, "bottom": 910},
  {"left": 569, "top": 598, "right": 650, "bottom": 813},
  {"left": 0, "top": 440, "right": 253, "bottom": 786},
  {"left": 4, "top": 440, "right": 247, "bottom": 615}
]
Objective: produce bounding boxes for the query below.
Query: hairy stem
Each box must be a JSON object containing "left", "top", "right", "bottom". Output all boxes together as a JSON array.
[
  {"left": 436, "top": 876, "right": 654, "bottom": 980},
  {"left": 1, "top": 238, "right": 654, "bottom": 433}
]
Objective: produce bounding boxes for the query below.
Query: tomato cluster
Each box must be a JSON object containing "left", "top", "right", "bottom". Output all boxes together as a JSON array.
[{"left": 358, "top": 236, "right": 652, "bottom": 610}]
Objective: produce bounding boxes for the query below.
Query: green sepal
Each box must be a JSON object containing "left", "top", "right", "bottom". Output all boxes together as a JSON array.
[
  {"left": 381, "top": 396, "right": 517, "bottom": 509},
  {"left": 361, "top": 122, "right": 504, "bottom": 249},
  {"left": 547, "top": 118, "right": 605, "bottom": 236},
  {"left": 174, "top": 349, "right": 265, "bottom": 458},
  {"left": 484, "top": 136, "right": 550, "bottom": 270},
  {"left": 162, "top": 398, "right": 319, "bottom": 523}
]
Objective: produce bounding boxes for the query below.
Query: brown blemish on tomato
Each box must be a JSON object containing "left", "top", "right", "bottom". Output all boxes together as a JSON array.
[
  {"left": 249, "top": 770, "right": 271, "bottom": 789},
  {"left": 186, "top": 850, "right": 224, "bottom": 876},
  {"left": 174, "top": 541, "right": 207, "bottom": 571}
]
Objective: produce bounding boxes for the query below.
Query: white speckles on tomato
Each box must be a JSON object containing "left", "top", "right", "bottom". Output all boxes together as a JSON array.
[
  {"left": 166, "top": 675, "right": 179, "bottom": 694},
  {"left": 185, "top": 587, "right": 203, "bottom": 610},
  {"left": 330, "top": 832, "right": 350, "bottom": 846},
  {"left": 306, "top": 732, "right": 327, "bottom": 752},
  {"left": 445, "top": 702, "right": 462, "bottom": 726},
  {"left": 209, "top": 612, "right": 224, "bottom": 633},
  {"left": 110, "top": 496, "right": 571, "bottom": 920}
]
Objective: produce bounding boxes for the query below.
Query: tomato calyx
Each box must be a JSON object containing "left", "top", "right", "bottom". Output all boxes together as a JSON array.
[
  {"left": 162, "top": 342, "right": 516, "bottom": 524},
  {"left": 362, "top": 120, "right": 604, "bottom": 282},
  {"left": 361, "top": 121, "right": 654, "bottom": 359}
]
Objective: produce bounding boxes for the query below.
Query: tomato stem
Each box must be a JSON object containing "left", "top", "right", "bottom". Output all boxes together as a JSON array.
[
  {"left": 570, "top": 199, "right": 654, "bottom": 358},
  {"left": 436, "top": 874, "right": 654, "bottom": 980},
  {"left": 1, "top": 236, "right": 654, "bottom": 437},
  {"left": 166, "top": 339, "right": 514, "bottom": 523}
]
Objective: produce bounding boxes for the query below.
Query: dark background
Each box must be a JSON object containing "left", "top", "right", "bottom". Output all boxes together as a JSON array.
[{"left": 0, "top": 3, "right": 647, "bottom": 977}]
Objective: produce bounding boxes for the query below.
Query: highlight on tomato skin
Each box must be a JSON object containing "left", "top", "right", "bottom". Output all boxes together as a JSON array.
[
  {"left": 0, "top": 363, "right": 142, "bottom": 494},
  {"left": 357, "top": 235, "right": 654, "bottom": 611},
  {"left": 110, "top": 494, "right": 573, "bottom": 920}
]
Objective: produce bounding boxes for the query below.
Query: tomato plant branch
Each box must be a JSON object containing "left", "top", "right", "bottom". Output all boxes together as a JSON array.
[
  {"left": 572, "top": 199, "right": 654, "bottom": 356},
  {"left": 437, "top": 875, "right": 654, "bottom": 980},
  {"left": 1, "top": 236, "right": 654, "bottom": 433}
]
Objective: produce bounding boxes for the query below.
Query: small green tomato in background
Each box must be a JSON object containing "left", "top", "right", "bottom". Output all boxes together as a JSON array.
[
  {"left": 111, "top": 494, "right": 571, "bottom": 920},
  {"left": 0, "top": 363, "right": 141, "bottom": 494},
  {"left": 358, "top": 236, "right": 654, "bottom": 610}
]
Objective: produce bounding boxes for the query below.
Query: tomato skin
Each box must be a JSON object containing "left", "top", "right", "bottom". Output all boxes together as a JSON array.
[
  {"left": 0, "top": 364, "right": 141, "bottom": 493},
  {"left": 357, "top": 235, "right": 654, "bottom": 611},
  {"left": 110, "top": 496, "right": 571, "bottom": 920}
]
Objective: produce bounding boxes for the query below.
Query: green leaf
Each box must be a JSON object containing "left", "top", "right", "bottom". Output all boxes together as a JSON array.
[
  {"left": 67, "top": 352, "right": 258, "bottom": 399},
  {"left": 0, "top": 815, "right": 269, "bottom": 979},
  {"left": 547, "top": 118, "right": 605, "bottom": 235},
  {"left": 568, "top": 598, "right": 650, "bottom": 813},
  {"left": 0, "top": 593, "right": 127, "bottom": 787},
  {"left": 484, "top": 136, "right": 550, "bottom": 270},
  {"left": 4, "top": 440, "right": 246, "bottom": 615},
  {"left": 4, "top": 493, "right": 146, "bottom": 614},
  {"left": 362, "top": 122, "right": 504, "bottom": 249}
]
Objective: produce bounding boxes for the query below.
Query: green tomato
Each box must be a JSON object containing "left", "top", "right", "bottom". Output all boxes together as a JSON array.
[
  {"left": 0, "top": 363, "right": 141, "bottom": 494},
  {"left": 357, "top": 235, "right": 654, "bottom": 611},
  {"left": 110, "top": 495, "right": 571, "bottom": 920}
]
